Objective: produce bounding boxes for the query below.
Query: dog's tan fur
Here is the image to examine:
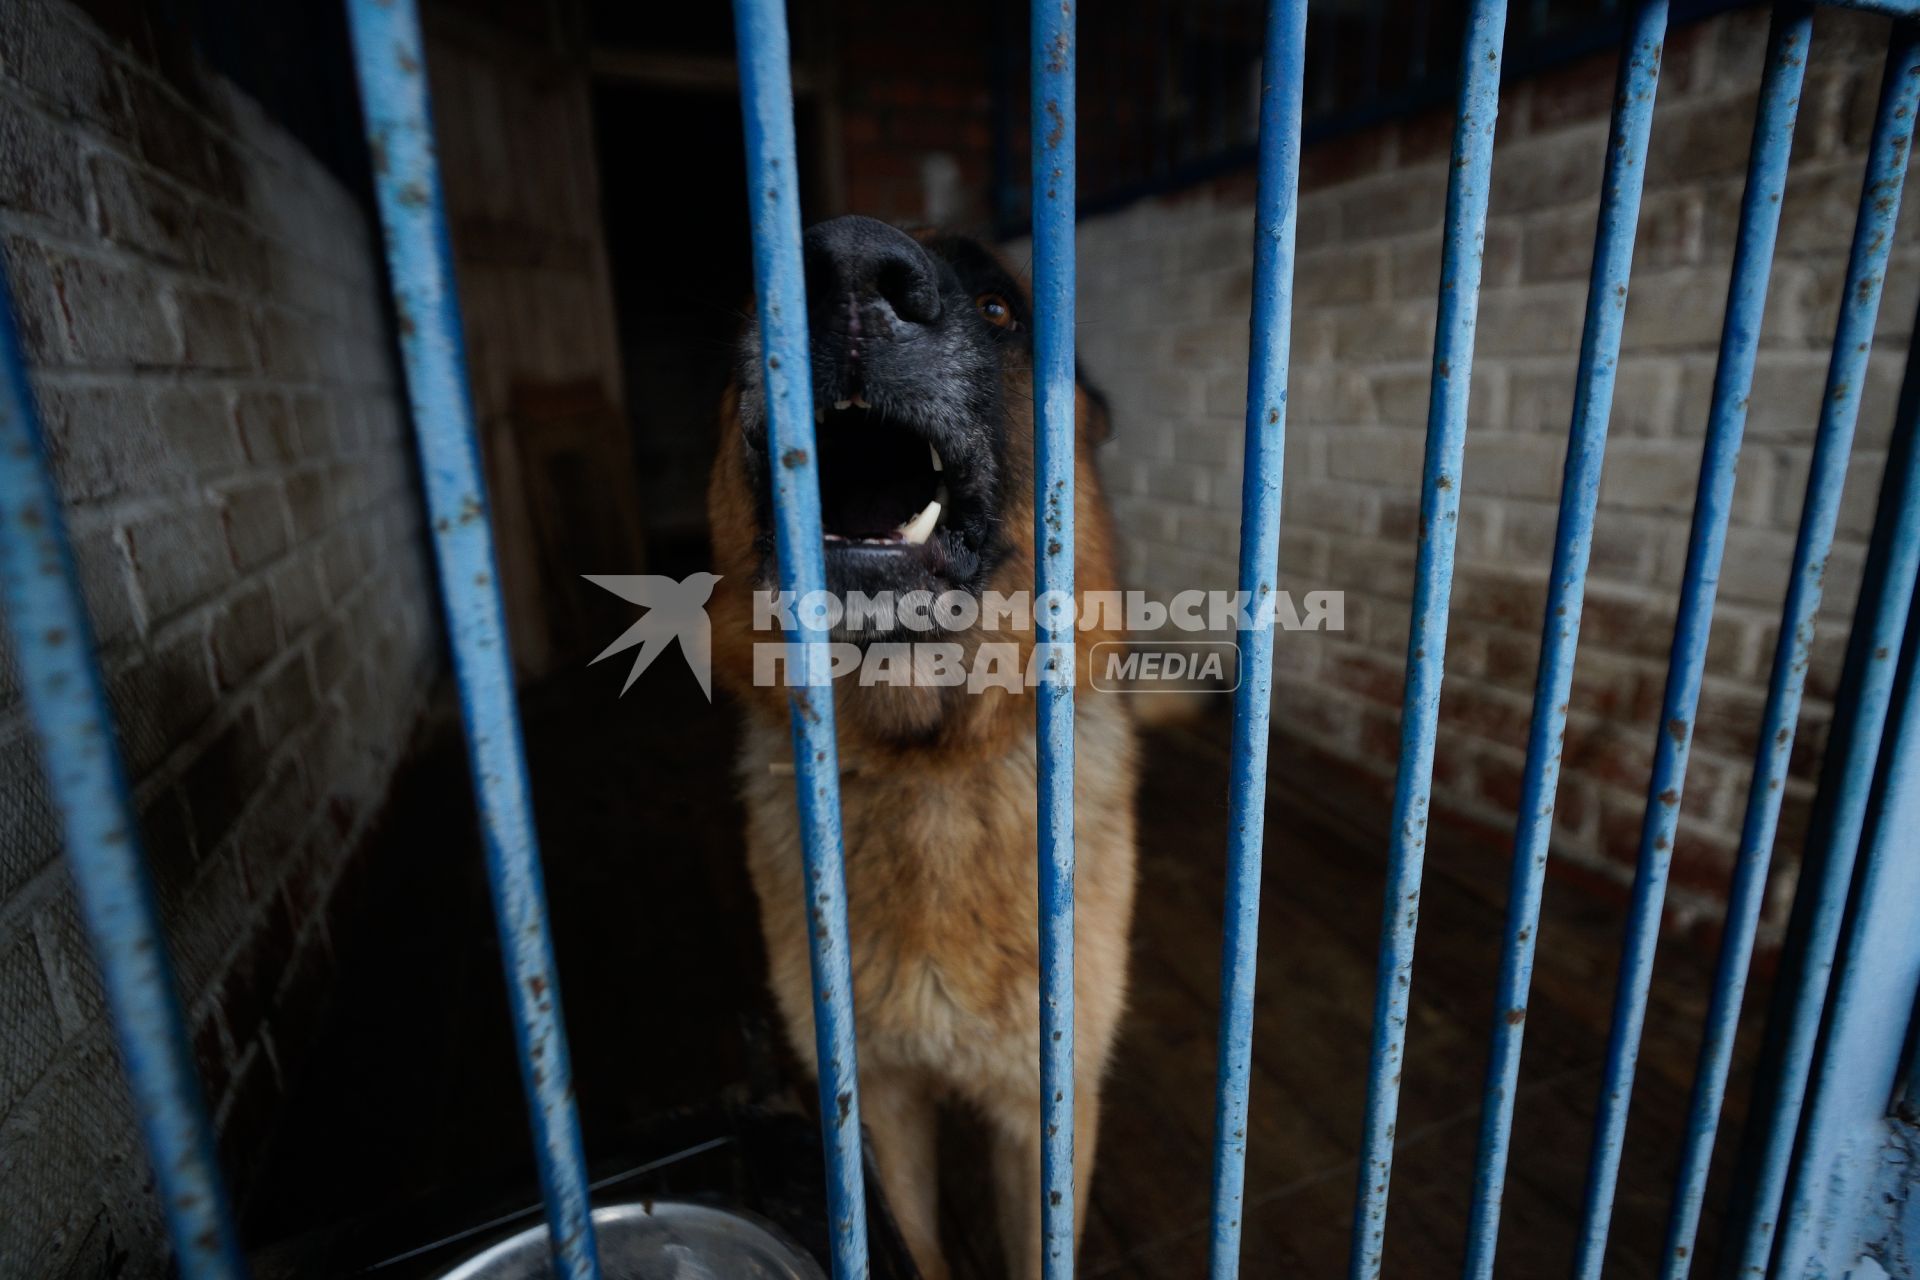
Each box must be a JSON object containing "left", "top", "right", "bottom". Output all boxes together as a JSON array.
[{"left": 708, "top": 311, "right": 1139, "bottom": 1278}]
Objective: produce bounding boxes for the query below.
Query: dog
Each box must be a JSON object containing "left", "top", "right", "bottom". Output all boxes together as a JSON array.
[{"left": 706, "top": 216, "right": 1139, "bottom": 1279}]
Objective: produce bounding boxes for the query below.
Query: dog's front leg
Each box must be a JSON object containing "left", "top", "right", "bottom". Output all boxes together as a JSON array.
[
  {"left": 988, "top": 1083, "right": 1102, "bottom": 1280},
  {"left": 989, "top": 1108, "right": 1041, "bottom": 1280},
  {"left": 862, "top": 1069, "right": 948, "bottom": 1280}
]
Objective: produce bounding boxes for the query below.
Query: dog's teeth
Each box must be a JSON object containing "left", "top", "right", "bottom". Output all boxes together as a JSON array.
[
  {"left": 852, "top": 394, "right": 871, "bottom": 409},
  {"left": 898, "top": 499, "right": 941, "bottom": 546},
  {"left": 929, "top": 443, "right": 943, "bottom": 472},
  {"left": 833, "top": 399, "right": 852, "bottom": 411},
  {"left": 815, "top": 408, "right": 826, "bottom": 424}
]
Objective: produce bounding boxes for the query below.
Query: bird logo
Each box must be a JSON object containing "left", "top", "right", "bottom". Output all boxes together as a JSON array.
[{"left": 582, "top": 572, "right": 722, "bottom": 700}]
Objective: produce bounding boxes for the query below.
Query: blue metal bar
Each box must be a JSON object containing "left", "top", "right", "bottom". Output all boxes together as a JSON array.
[
  {"left": 1461, "top": 8, "right": 1668, "bottom": 1276},
  {"left": 1774, "top": 562, "right": 1920, "bottom": 1276},
  {"left": 1823, "top": 0, "right": 1920, "bottom": 17},
  {"left": 1569, "top": 7, "right": 1813, "bottom": 1274},
  {"left": 1904, "top": 981, "right": 1920, "bottom": 1121},
  {"left": 1724, "top": 26, "right": 1920, "bottom": 1276},
  {"left": 0, "top": 245, "right": 248, "bottom": 1280},
  {"left": 1206, "top": 3, "right": 1307, "bottom": 1276},
  {"left": 730, "top": 2, "right": 869, "bottom": 1275},
  {"left": 1715, "top": 293, "right": 1920, "bottom": 1270},
  {"left": 341, "top": 6, "right": 599, "bottom": 1278},
  {"left": 1031, "top": 1, "right": 1077, "bottom": 1274},
  {"left": 1348, "top": 4, "right": 1507, "bottom": 1276},
  {"left": 1671, "top": 66, "right": 1920, "bottom": 1280}
]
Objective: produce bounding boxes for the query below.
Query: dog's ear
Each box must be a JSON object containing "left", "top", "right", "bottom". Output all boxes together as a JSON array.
[{"left": 1075, "top": 367, "right": 1113, "bottom": 445}]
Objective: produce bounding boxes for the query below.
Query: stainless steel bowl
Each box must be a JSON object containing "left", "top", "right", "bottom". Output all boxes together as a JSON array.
[{"left": 434, "top": 1201, "right": 827, "bottom": 1280}]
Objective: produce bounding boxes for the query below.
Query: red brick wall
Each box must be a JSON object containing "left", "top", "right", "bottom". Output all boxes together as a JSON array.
[{"left": 832, "top": 0, "right": 996, "bottom": 229}]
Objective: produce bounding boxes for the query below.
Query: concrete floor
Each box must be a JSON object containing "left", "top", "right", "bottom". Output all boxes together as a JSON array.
[{"left": 245, "top": 662, "right": 1767, "bottom": 1278}]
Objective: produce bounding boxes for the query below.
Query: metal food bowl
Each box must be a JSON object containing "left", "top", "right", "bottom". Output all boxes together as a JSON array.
[{"left": 434, "top": 1201, "right": 828, "bottom": 1280}]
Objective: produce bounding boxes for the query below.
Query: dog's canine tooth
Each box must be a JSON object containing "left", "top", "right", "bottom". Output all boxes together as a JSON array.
[
  {"left": 852, "top": 394, "right": 872, "bottom": 409},
  {"left": 815, "top": 408, "right": 827, "bottom": 424},
  {"left": 898, "top": 498, "right": 941, "bottom": 546},
  {"left": 713, "top": 221, "right": 1135, "bottom": 1280}
]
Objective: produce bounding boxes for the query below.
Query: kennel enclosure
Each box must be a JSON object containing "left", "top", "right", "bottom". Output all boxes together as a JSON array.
[{"left": 2, "top": 1, "right": 1919, "bottom": 1279}]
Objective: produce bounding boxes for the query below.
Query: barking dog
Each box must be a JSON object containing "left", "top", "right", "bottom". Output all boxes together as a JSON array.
[{"left": 707, "top": 216, "right": 1139, "bottom": 1278}]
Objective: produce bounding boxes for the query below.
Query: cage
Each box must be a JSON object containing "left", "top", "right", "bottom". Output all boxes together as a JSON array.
[{"left": 1, "top": 1, "right": 1918, "bottom": 1278}]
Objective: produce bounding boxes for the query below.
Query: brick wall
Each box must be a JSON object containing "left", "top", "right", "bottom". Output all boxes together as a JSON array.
[
  {"left": 1068, "top": 7, "right": 1919, "bottom": 933},
  {"left": 0, "top": 2, "right": 439, "bottom": 1274},
  {"left": 833, "top": 0, "right": 996, "bottom": 229}
]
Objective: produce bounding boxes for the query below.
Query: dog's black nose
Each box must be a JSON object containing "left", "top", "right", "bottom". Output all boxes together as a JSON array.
[{"left": 804, "top": 216, "right": 944, "bottom": 335}]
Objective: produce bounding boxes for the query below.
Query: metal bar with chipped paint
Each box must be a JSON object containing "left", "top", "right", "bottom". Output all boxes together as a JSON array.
[
  {"left": 1207, "top": 3, "right": 1307, "bottom": 1276},
  {"left": 1773, "top": 554, "right": 1920, "bottom": 1276},
  {"left": 1348, "top": 4, "right": 1507, "bottom": 1276},
  {"left": 341, "top": 2, "right": 599, "bottom": 1276},
  {"left": 0, "top": 220, "right": 248, "bottom": 1280},
  {"left": 1462, "top": 6, "right": 1669, "bottom": 1275},
  {"left": 1032, "top": 0, "right": 1079, "bottom": 1274},
  {"left": 1719, "top": 23, "right": 1920, "bottom": 1276},
  {"left": 1569, "top": 7, "right": 1813, "bottom": 1275},
  {"left": 731, "top": 0, "right": 871, "bottom": 1274},
  {"left": 1667, "top": 74, "right": 1920, "bottom": 1280}
]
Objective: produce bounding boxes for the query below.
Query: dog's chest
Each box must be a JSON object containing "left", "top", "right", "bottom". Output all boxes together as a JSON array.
[
  {"left": 849, "top": 757, "right": 1043, "bottom": 1031},
  {"left": 737, "top": 724, "right": 1044, "bottom": 1039}
]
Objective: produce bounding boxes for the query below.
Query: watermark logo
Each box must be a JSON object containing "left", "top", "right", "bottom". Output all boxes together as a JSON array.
[
  {"left": 585, "top": 577, "right": 1340, "bottom": 698},
  {"left": 583, "top": 572, "right": 720, "bottom": 700},
  {"left": 1090, "top": 641, "right": 1240, "bottom": 693}
]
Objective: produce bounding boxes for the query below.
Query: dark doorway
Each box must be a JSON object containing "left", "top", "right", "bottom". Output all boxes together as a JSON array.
[{"left": 591, "top": 80, "right": 827, "bottom": 574}]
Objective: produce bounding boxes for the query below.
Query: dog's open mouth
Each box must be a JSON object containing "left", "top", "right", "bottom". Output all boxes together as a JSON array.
[{"left": 816, "top": 400, "right": 947, "bottom": 550}]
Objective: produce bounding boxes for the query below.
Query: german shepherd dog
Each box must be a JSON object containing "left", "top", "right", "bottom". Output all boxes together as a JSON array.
[{"left": 707, "top": 216, "right": 1139, "bottom": 1279}]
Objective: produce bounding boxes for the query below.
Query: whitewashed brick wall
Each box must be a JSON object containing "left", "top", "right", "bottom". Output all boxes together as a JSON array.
[
  {"left": 0, "top": 2, "right": 439, "bottom": 1273},
  {"left": 1067, "top": 7, "right": 1920, "bottom": 931}
]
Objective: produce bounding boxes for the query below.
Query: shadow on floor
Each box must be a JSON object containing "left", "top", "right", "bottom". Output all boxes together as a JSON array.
[{"left": 244, "top": 663, "right": 1766, "bottom": 1278}]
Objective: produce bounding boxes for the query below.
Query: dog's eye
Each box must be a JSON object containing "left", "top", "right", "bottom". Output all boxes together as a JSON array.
[{"left": 975, "top": 293, "right": 1018, "bottom": 331}]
